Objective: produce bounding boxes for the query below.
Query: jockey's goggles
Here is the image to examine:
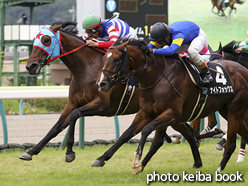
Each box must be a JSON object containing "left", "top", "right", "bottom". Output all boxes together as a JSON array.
[{"left": 86, "top": 26, "right": 100, "bottom": 35}]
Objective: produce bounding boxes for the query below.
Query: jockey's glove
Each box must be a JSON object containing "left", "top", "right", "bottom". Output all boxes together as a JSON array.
[{"left": 142, "top": 46, "right": 153, "bottom": 54}]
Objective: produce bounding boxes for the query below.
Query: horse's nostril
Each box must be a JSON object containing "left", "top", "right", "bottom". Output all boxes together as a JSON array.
[
  {"left": 26, "top": 63, "right": 38, "bottom": 71},
  {"left": 100, "top": 82, "right": 107, "bottom": 88}
]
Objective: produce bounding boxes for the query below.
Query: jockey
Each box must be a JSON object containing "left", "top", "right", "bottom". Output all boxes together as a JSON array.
[
  {"left": 142, "top": 21, "right": 213, "bottom": 85},
  {"left": 82, "top": 13, "right": 137, "bottom": 48},
  {"left": 234, "top": 30, "right": 248, "bottom": 54}
]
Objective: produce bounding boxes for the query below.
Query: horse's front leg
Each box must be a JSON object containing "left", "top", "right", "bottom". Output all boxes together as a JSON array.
[
  {"left": 19, "top": 102, "right": 74, "bottom": 161},
  {"left": 139, "top": 128, "right": 168, "bottom": 172},
  {"left": 92, "top": 110, "right": 152, "bottom": 167},
  {"left": 65, "top": 98, "right": 105, "bottom": 163},
  {"left": 132, "top": 108, "right": 178, "bottom": 175}
]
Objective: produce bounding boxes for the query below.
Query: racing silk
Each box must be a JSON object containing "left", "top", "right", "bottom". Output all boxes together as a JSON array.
[
  {"left": 148, "top": 21, "right": 200, "bottom": 56},
  {"left": 83, "top": 19, "right": 130, "bottom": 48},
  {"left": 239, "top": 40, "right": 248, "bottom": 51}
]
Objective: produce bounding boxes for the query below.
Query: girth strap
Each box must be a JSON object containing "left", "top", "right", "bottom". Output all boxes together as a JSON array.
[{"left": 113, "top": 79, "right": 136, "bottom": 116}]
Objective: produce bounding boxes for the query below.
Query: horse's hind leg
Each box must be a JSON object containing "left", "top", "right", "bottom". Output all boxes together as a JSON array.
[
  {"left": 236, "top": 115, "right": 248, "bottom": 162},
  {"left": 192, "top": 120, "right": 201, "bottom": 136},
  {"left": 217, "top": 119, "right": 248, "bottom": 172},
  {"left": 19, "top": 102, "right": 74, "bottom": 161}
]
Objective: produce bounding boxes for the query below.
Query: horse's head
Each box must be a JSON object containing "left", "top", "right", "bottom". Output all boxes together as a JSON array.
[
  {"left": 96, "top": 40, "right": 130, "bottom": 92},
  {"left": 26, "top": 24, "right": 62, "bottom": 75}
]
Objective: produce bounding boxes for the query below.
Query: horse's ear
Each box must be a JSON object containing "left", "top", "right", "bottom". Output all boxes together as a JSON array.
[
  {"left": 51, "top": 25, "right": 62, "bottom": 32},
  {"left": 123, "top": 40, "right": 129, "bottom": 47},
  {"left": 208, "top": 44, "right": 214, "bottom": 54},
  {"left": 218, "top": 42, "right": 223, "bottom": 53}
]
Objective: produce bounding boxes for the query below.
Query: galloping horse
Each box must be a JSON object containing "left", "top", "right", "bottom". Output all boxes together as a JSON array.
[
  {"left": 22, "top": 22, "right": 201, "bottom": 165},
  {"left": 211, "top": 0, "right": 237, "bottom": 18},
  {"left": 20, "top": 21, "right": 140, "bottom": 160},
  {"left": 96, "top": 38, "right": 248, "bottom": 174}
]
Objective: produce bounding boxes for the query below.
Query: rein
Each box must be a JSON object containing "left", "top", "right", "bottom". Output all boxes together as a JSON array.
[
  {"left": 47, "top": 43, "right": 106, "bottom": 64},
  {"left": 146, "top": 53, "right": 182, "bottom": 97},
  {"left": 47, "top": 44, "right": 89, "bottom": 63}
]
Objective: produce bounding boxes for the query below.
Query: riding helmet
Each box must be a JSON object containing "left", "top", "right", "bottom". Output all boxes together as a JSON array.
[
  {"left": 82, "top": 13, "right": 101, "bottom": 29},
  {"left": 149, "top": 22, "right": 171, "bottom": 43}
]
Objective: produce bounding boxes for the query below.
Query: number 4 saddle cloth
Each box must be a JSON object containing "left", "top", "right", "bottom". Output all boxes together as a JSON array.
[{"left": 180, "top": 57, "right": 235, "bottom": 122}]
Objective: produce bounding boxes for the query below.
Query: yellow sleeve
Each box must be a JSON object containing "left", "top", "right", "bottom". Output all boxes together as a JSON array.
[
  {"left": 150, "top": 41, "right": 158, "bottom": 47},
  {"left": 172, "top": 38, "right": 184, "bottom": 47}
]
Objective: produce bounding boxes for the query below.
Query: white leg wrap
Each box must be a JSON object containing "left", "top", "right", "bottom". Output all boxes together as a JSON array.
[{"left": 236, "top": 148, "right": 245, "bottom": 162}]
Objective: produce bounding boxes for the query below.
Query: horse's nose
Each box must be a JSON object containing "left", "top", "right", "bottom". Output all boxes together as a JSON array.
[
  {"left": 96, "top": 81, "right": 108, "bottom": 92},
  {"left": 26, "top": 63, "right": 38, "bottom": 71}
]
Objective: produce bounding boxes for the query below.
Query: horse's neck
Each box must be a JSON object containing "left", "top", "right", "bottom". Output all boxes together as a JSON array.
[
  {"left": 60, "top": 32, "right": 103, "bottom": 81},
  {"left": 60, "top": 32, "right": 102, "bottom": 69},
  {"left": 129, "top": 52, "right": 177, "bottom": 88}
]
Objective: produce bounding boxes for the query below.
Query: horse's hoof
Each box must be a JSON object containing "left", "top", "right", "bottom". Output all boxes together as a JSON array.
[
  {"left": 132, "top": 165, "right": 143, "bottom": 175},
  {"left": 236, "top": 156, "right": 244, "bottom": 163},
  {"left": 192, "top": 163, "right": 202, "bottom": 169},
  {"left": 217, "top": 165, "right": 221, "bottom": 173},
  {"left": 213, "top": 144, "right": 224, "bottom": 151},
  {"left": 19, "top": 153, "right": 32, "bottom": 161},
  {"left": 65, "top": 152, "right": 75, "bottom": 163},
  {"left": 171, "top": 137, "right": 180, "bottom": 144},
  {"left": 91, "top": 160, "right": 105, "bottom": 167}
]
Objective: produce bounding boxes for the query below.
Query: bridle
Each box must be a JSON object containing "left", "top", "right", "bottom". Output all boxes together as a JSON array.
[
  {"left": 210, "top": 51, "right": 225, "bottom": 60},
  {"left": 100, "top": 46, "right": 148, "bottom": 85}
]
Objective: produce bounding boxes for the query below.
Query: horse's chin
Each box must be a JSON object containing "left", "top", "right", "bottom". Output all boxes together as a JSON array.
[{"left": 98, "top": 86, "right": 111, "bottom": 92}]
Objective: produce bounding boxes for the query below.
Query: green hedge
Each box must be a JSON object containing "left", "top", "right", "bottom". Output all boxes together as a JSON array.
[{"left": 3, "top": 98, "right": 68, "bottom": 114}]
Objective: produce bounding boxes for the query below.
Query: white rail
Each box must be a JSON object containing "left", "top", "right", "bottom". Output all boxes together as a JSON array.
[{"left": 0, "top": 86, "right": 69, "bottom": 99}]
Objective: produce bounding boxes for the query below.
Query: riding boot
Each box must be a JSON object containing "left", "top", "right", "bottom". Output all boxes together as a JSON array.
[{"left": 199, "top": 62, "right": 213, "bottom": 85}]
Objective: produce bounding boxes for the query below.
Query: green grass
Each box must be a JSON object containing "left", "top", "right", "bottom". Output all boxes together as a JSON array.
[
  {"left": 169, "top": 0, "right": 247, "bottom": 49},
  {"left": 0, "top": 140, "right": 247, "bottom": 186}
]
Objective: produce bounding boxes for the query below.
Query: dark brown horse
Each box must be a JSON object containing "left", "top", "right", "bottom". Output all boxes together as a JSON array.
[
  {"left": 211, "top": 0, "right": 237, "bottom": 18},
  {"left": 96, "top": 38, "right": 248, "bottom": 174},
  {"left": 21, "top": 22, "right": 200, "bottom": 165}
]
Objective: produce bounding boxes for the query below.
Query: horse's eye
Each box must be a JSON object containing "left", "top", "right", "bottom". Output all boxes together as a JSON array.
[{"left": 41, "top": 35, "right": 51, "bottom": 46}]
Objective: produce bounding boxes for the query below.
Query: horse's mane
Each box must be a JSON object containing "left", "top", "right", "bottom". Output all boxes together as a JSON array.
[
  {"left": 113, "top": 37, "right": 147, "bottom": 48},
  {"left": 222, "top": 40, "right": 240, "bottom": 55},
  {"left": 113, "top": 37, "right": 179, "bottom": 58},
  {"left": 51, "top": 21, "right": 84, "bottom": 40}
]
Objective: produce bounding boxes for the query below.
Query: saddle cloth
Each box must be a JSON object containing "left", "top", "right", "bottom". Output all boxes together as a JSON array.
[{"left": 181, "top": 57, "right": 235, "bottom": 122}]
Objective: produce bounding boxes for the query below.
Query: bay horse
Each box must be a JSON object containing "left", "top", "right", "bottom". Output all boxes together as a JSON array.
[
  {"left": 22, "top": 21, "right": 202, "bottom": 165},
  {"left": 96, "top": 37, "right": 248, "bottom": 174},
  {"left": 211, "top": 0, "right": 237, "bottom": 18}
]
